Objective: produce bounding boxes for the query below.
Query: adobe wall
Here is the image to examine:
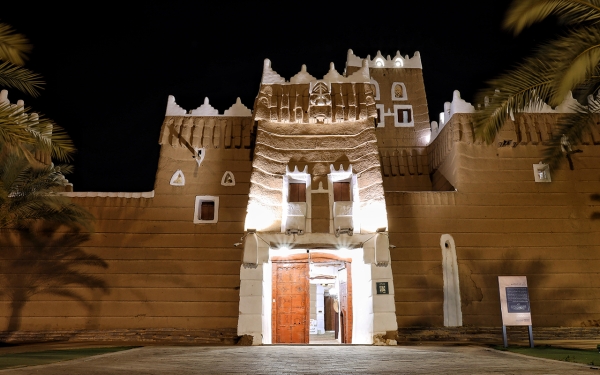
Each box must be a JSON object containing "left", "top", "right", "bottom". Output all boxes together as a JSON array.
[
  {"left": 0, "top": 116, "right": 254, "bottom": 341},
  {"left": 389, "top": 113, "right": 600, "bottom": 328}
]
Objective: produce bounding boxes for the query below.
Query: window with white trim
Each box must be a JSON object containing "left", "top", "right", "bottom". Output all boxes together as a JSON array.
[
  {"left": 194, "top": 196, "right": 219, "bottom": 223},
  {"left": 391, "top": 82, "right": 407, "bottom": 101},
  {"left": 393, "top": 104, "right": 414, "bottom": 127}
]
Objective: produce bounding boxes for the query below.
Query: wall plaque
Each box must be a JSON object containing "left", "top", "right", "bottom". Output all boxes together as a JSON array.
[{"left": 376, "top": 282, "right": 389, "bottom": 295}]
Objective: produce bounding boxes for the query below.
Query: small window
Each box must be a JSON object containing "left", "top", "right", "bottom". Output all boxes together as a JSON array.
[
  {"left": 194, "top": 196, "right": 219, "bottom": 223},
  {"left": 391, "top": 82, "right": 407, "bottom": 101},
  {"left": 375, "top": 104, "right": 385, "bottom": 128},
  {"left": 200, "top": 201, "right": 214, "bottom": 220},
  {"left": 393, "top": 104, "right": 414, "bottom": 127},
  {"left": 394, "top": 85, "right": 403, "bottom": 98},
  {"left": 398, "top": 108, "right": 412, "bottom": 123},
  {"left": 288, "top": 183, "right": 306, "bottom": 202},
  {"left": 333, "top": 182, "right": 351, "bottom": 201}
]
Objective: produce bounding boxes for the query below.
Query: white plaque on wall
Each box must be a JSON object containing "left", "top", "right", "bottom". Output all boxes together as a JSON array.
[{"left": 498, "top": 276, "right": 532, "bottom": 326}]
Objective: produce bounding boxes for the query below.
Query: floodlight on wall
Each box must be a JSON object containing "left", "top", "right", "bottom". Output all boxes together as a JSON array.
[
  {"left": 285, "top": 229, "right": 304, "bottom": 236},
  {"left": 335, "top": 227, "right": 354, "bottom": 237},
  {"left": 533, "top": 162, "right": 551, "bottom": 183}
]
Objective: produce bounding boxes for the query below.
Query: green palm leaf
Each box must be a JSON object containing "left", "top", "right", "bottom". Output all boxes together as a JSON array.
[{"left": 505, "top": 0, "right": 600, "bottom": 35}]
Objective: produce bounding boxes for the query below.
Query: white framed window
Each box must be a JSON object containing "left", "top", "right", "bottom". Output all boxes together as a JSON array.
[
  {"left": 194, "top": 196, "right": 219, "bottom": 224},
  {"left": 375, "top": 104, "right": 385, "bottom": 128},
  {"left": 282, "top": 166, "right": 311, "bottom": 234},
  {"left": 370, "top": 78, "right": 380, "bottom": 101},
  {"left": 393, "top": 104, "right": 414, "bottom": 127},
  {"left": 391, "top": 82, "right": 407, "bottom": 101}
]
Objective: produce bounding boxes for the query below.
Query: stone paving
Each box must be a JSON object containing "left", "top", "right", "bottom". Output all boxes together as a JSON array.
[{"left": 1, "top": 345, "right": 598, "bottom": 374}]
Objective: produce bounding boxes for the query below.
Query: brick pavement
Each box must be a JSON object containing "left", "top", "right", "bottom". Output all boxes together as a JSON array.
[{"left": 1, "top": 345, "right": 598, "bottom": 374}]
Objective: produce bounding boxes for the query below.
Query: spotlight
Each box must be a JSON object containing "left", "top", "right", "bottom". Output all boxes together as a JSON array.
[{"left": 233, "top": 243, "right": 242, "bottom": 247}]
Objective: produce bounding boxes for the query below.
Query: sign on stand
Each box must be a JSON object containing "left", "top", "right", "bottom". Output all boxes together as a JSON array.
[{"left": 498, "top": 276, "right": 534, "bottom": 348}]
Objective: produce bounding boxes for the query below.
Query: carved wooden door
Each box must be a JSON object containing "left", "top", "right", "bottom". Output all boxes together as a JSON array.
[{"left": 272, "top": 262, "right": 309, "bottom": 343}]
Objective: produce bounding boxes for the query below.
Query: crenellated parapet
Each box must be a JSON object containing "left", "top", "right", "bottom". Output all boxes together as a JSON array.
[
  {"left": 165, "top": 95, "right": 252, "bottom": 117},
  {"left": 346, "top": 49, "right": 422, "bottom": 69},
  {"left": 427, "top": 112, "right": 600, "bottom": 173}
]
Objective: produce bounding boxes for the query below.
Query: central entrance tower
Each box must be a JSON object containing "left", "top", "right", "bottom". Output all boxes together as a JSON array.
[{"left": 238, "top": 57, "right": 397, "bottom": 345}]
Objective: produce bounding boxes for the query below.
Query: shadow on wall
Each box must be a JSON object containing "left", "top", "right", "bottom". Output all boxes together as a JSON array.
[
  {"left": 0, "top": 225, "right": 109, "bottom": 339},
  {"left": 591, "top": 193, "right": 600, "bottom": 220}
]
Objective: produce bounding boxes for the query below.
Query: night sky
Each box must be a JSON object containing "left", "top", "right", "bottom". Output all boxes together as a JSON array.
[{"left": 1, "top": 2, "right": 553, "bottom": 192}]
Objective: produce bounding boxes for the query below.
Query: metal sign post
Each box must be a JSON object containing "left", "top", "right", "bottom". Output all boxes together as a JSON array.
[{"left": 498, "top": 276, "right": 534, "bottom": 348}]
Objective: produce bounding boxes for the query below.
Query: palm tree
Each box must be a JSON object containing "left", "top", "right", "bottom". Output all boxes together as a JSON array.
[
  {"left": 474, "top": 0, "right": 600, "bottom": 167},
  {"left": 0, "top": 22, "right": 92, "bottom": 231},
  {"left": 0, "top": 144, "right": 94, "bottom": 230},
  {"left": 0, "top": 22, "right": 74, "bottom": 161}
]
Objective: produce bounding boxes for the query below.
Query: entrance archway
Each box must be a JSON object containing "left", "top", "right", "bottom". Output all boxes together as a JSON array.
[{"left": 270, "top": 252, "right": 352, "bottom": 344}]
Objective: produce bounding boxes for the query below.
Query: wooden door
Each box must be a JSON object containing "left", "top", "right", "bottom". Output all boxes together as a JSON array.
[
  {"left": 338, "top": 262, "right": 353, "bottom": 344},
  {"left": 272, "top": 262, "right": 309, "bottom": 343}
]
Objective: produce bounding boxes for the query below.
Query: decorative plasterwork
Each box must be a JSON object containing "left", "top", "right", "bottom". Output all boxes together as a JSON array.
[
  {"left": 290, "top": 64, "right": 316, "bottom": 84},
  {"left": 190, "top": 97, "right": 219, "bottom": 116},
  {"left": 346, "top": 49, "right": 423, "bottom": 69},
  {"left": 221, "top": 171, "right": 236, "bottom": 186},
  {"left": 223, "top": 97, "right": 252, "bottom": 117},
  {"left": 194, "top": 147, "right": 206, "bottom": 166},
  {"left": 170, "top": 170, "right": 185, "bottom": 186},
  {"left": 261, "top": 60, "right": 370, "bottom": 85}
]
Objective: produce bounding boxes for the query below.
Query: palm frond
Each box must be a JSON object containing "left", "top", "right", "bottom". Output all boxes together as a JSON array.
[
  {"left": 0, "top": 23, "right": 32, "bottom": 66},
  {"left": 505, "top": 0, "right": 600, "bottom": 35},
  {"left": 0, "top": 102, "right": 75, "bottom": 161},
  {"left": 535, "top": 26, "right": 600, "bottom": 105},
  {"left": 474, "top": 58, "right": 556, "bottom": 142},
  {"left": 543, "top": 109, "right": 596, "bottom": 167},
  {"left": 0, "top": 61, "right": 44, "bottom": 97}
]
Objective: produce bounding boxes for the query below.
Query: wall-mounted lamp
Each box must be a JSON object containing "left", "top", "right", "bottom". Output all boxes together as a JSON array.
[
  {"left": 285, "top": 229, "right": 304, "bottom": 236},
  {"left": 335, "top": 227, "right": 354, "bottom": 237},
  {"left": 376, "top": 227, "right": 387, "bottom": 233}
]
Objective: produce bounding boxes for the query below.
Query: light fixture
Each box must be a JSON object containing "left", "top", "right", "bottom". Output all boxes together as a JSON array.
[
  {"left": 335, "top": 227, "right": 354, "bottom": 237},
  {"left": 376, "top": 227, "right": 387, "bottom": 233},
  {"left": 233, "top": 242, "right": 242, "bottom": 247}
]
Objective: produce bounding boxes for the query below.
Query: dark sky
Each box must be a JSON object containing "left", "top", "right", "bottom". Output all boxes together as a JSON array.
[{"left": 1, "top": 2, "right": 552, "bottom": 191}]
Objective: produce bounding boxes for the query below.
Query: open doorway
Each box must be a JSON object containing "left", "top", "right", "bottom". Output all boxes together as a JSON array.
[{"left": 271, "top": 252, "right": 352, "bottom": 344}]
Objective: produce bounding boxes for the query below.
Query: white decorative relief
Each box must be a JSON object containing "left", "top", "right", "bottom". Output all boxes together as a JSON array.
[
  {"left": 346, "top": 49, "right": 422, "bottom": 69},
  {"left": 370, "top": 78, "right": 380, "bottom": 100},
  {"left": 261, "top": 58, "right": 286, "bottom": 84},
  {"left": 221, "top": 171, "right": 236, "bottom": 186},
  {"left": 223, "top": 97, "right": 252, "bottom": 117},
  {"left": 170, "top": 170, "right": 185, "bottom": 186},
  {"left": 329, "top": 164, "right": 353, "bottom": 177},
  {"left": 290, "top": 64, "right": 316, "bottom": 84},
  {"left": 190, "top": 97, "right": 219, "bottom": 116},
  {"left": 194, "top": 147, "right": 206, "bottom": 166},
  {"left": 391, "top": 82, "right": 407, "bottom": 101},
  {"left": 311, "top": 181, "right": 327, "bottom": 193},
  {"left": 60, "top": 191, "right": 155, "bottom": 198},
  {"left": 165, "top": 95, "right": 187, "bottom": 116}
]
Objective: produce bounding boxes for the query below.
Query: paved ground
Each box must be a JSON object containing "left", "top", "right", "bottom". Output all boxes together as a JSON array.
[{"left": 1, "top": 345, "right": 598, "bottom": 374}]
